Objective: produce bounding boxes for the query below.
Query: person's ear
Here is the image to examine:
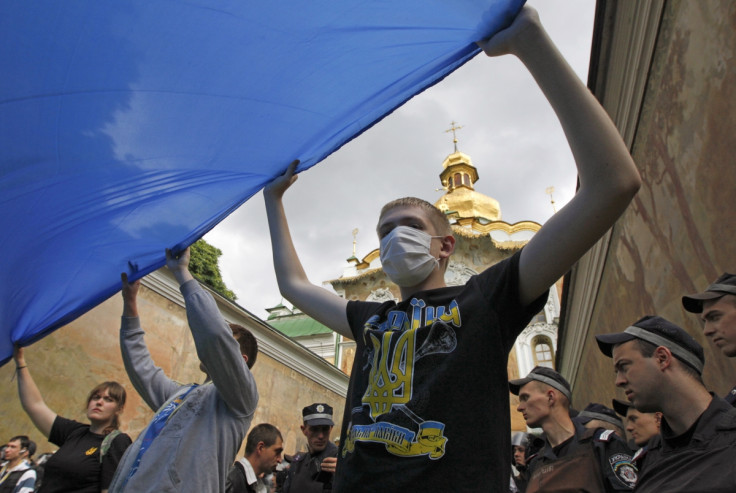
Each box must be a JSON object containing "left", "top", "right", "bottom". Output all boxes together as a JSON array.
[
  {"left": 546, "top": 390, "right": 556, "bottom": 405},
  {"left": 653, "top": 346, "right": 673, "bottom": 370},
  {"left": 438, "top": 235, "right": 455, "bottom": 259},
  {"left": 242, "top": 354, "right": 249, "bottom": 365}
]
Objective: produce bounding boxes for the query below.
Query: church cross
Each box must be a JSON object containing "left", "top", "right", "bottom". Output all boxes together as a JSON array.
[{"left": 445, "top": 121, "right": 464, "bottom": 152}]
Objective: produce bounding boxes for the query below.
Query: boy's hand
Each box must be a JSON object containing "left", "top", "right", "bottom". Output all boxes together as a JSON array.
[
  {"left": 121, "top": 272, "right": 141, "bottom": 317},
  {"left": 121, "top": 273, "right": 140, "bottom": 302},
  {"left": 476, "top": 5, "right": 540, "bottom": 57},
  {"left": 166, "top": 247, "right": 195, "bottom": 285},
  {"left": 13, "top": 345, "right": 25, "bottom": 367},
  {"left": 264, "top": 159, "right": 299, "bottom": 200}
]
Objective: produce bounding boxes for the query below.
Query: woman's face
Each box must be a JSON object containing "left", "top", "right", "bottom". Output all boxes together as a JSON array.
[{"left": 86, "top": 388, "right": 121, "bottom": 425}]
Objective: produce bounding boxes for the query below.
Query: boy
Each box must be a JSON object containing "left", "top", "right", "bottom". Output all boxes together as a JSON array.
[{"left": 264, "top": 6, "right": 640, "bottom": 491}]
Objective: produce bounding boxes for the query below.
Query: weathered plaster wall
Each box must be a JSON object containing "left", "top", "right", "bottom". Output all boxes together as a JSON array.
[
  {"left": 0, "top": 280, "right": 345, "bottom": 457},
  {"left": 571, "top": 0, "right": 736, "bottom": 407}
]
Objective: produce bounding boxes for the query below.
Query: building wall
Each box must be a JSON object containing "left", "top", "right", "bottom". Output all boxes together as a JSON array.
[
  {"left": 566, "top": 0, "right": 736, "bottom": 407},
  {"left": 0, "top": 272, "right": 347, "bottom": 457}
]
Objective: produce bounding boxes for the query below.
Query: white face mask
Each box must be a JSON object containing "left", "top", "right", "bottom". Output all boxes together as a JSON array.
[{"left": 379, "top": 226, "right": 441, "bottom": 287}]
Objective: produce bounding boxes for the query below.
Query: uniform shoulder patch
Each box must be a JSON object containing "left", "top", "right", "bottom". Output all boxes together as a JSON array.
[
  {"left": 596, "top": 429, "right": 615, "bottom": 442},
  {"left": 609, "top": 453, "right": 637, "bottom": 489}
]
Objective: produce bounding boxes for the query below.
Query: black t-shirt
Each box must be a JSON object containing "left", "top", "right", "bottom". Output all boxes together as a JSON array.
[
  {"left": 39, "top": 416, "right": 131, "bottom": 493},
  {"left": 335, "top": 252, "right": 546, "bottom": 492}
]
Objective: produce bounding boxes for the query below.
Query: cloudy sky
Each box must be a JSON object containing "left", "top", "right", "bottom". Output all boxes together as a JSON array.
[{"left": 205, "top": 1, "right": 596, "bottom": 320}]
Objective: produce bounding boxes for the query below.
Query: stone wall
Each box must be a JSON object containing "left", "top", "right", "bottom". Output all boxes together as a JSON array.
[{"left": 569, "top": 0, "right": 736, "bottom": 407}]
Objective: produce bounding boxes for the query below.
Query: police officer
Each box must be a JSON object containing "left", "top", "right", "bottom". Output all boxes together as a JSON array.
[
  {"left": 596, "top": 315, "right": 736, "bottom": 492},
  {"left": 574, "top": 403, "right": 626, "bottom": 440},
  {"left": 611, "top": 399, "right": 660, "bottom": 455},
  {"left": 511, "top": 432, "right": 529, "bottom": 493},
  {"left": 282, "top": 403, "right": 338, "bottom": 493},
  {"left": 509, "top": 367, "right": 637, "bottom": 493},
  {"left": 682, "top": 272, "right": 736, "bottom": 406}
]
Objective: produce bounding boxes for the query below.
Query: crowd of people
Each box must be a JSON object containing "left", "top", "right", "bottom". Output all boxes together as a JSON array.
[
  {"left": 507, "top": 278, "right": 736, "bottom": 492},
  {"left": 4, "top": 4, "right": 733, "bottom": 492}
]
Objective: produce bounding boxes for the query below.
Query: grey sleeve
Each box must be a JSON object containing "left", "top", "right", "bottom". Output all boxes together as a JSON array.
[
  {"left": 181, "top": 279, "right": 258, "bottom": 417},
  {"left": 120, "top": 316, "right": 181, "bottom": 411}
]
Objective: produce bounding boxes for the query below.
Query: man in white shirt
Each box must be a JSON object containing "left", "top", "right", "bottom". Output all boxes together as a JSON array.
[
  {"left": 226, "top": 424, "right": 284, "bottom": 493},
  {"left": 0, "top": 436, "right": 36, "bottom": 493}
]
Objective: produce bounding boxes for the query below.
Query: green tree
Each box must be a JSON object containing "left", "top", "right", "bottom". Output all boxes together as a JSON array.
[{"left": 189, "top": 239, "right": 237, "bottom": 301}]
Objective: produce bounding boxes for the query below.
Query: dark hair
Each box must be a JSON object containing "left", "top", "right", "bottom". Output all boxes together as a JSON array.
[
  {"left": 230, "top": 323, "right": 258, "bottom": 369},
  {"left": 629, "top": 339, "right": 704, "bottom": 384},
  {"left": 9, "top": 435, "right": 33, "bottom": 457},
  {"left": 378, "top": 197, "right": 453, "bottom": 237},
  {"left": 85, "top": 381, "right": 127, "bottom": 434},
  {"left": 245, "top": 423, "right": 282, "bottom": 455}
]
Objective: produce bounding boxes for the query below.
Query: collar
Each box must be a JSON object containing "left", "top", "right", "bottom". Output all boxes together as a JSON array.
[
  {"left": 239, "top": 457, "right": 259, "bottom": 487},
  {"left": 659, "top": 394, "right": 736, "bottom": 450},
  {"left": 538, "top": 420, "right": 583, "bottom": 460},
  {"left": 2, "top": 459, "right": 31, "bottom": 473}
]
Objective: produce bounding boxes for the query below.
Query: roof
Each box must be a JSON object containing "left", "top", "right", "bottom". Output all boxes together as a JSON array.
[{"left": 268, "top": 315, "right": 333, "bottom": 338}]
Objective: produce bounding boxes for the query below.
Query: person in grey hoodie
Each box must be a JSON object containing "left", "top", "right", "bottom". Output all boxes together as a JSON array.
[{"left": 109, "top": 247, "right": 259, "bottom": 492}]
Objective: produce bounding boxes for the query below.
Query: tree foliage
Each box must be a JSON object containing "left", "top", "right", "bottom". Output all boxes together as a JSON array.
[{"left": 189, "top": 239, "right": 237, "bottom": 301}]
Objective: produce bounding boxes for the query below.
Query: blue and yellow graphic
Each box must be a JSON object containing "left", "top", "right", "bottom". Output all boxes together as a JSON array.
[
  {"left": 343, "top": 420, "right": 448, "bottom": 459},
  {"left": 346, "top": 297, "right": 461, "bottom": 459}
]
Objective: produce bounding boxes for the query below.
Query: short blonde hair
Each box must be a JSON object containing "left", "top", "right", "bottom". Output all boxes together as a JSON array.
[{"left": 378, "top": 197, "right": 452, "bottom": 236}]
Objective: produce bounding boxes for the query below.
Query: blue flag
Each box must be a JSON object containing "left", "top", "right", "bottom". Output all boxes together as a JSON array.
[{"left": 0, "top": 0, "right": 525, "bottom": 364}]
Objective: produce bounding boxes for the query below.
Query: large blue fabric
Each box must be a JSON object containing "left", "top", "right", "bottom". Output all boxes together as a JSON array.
[{"left": 0, "top": 0, "right": 525, "bottom": 364}]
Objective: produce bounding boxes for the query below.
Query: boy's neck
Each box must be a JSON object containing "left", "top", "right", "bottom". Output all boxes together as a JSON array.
[{"left": 399, "top": 272, "right": 447, "bottom": 300}]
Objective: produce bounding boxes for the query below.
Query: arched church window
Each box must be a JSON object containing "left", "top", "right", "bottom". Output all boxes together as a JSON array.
[
  {"left": 448, "top": 176, "right": 454, "bottom": 189},
  {"left": 462, "top": 173, "right": 470, "bottom": 186},
  {"left": 454, "top": 172, "right": 462, "bottom": 187},
  {"left": 532, "top": 335, "right": 554, "bottom": 368}
]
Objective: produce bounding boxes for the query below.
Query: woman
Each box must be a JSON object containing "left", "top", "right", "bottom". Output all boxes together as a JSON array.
[{"left": 13, "top": 347, "right": 132, "bottom": 493}]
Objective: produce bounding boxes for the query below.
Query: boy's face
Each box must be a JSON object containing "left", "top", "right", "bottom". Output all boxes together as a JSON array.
[
  {"left": 256, "top": 437, "right": 284, "bottom": 475},
  {"left": 301, "top": 424, "right": 333, "bottom": 453},
  {"left": 702, "top": 295, "right": 736, "bottom": 357},
  {"left": 3, "top": 439, "right": 24, "bottom": 461},
  {"left": 512, "top": 445, "right": 526, "bottom": 466},
  {"left": 516, "top": 382, "right": 550, "bottom": 428},
  {"left": 613, "top": 340, "right": 661, "bottom": 412},
  {"left": 377, "top": 205, "right": 443, "bottom": 259},
  {"left": 624, "top": 408, "right": 660, "bottom": 447}
]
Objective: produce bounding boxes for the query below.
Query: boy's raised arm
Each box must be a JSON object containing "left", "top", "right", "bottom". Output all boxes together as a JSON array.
[
  {"left": 477, "top": 7, "right": 641, "bottom": 306},
  {"left": 264, "top": 160, "right": 352, "bottom": 339}
]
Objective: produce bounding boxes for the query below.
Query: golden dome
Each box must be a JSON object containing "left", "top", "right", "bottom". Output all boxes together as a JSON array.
[
  {"left": 434, "top": 151, "right": 501, "bottom": 222},
  {"left": 435, "top": 187, "right": 501, "bottom": 222}
]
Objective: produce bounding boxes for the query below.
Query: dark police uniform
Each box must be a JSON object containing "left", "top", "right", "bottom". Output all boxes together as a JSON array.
[
  {"left": 634, "top": 395, "right": 736, "bottom": 493},
  {"left": 282, "top": 441, "right": 337, "bottom": 493},
  {"left": 725, "top": 385, "right": 736, "bottom": 407},
  {"left": 525, "top": 421, "right": 636, "bottom": 493}
]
